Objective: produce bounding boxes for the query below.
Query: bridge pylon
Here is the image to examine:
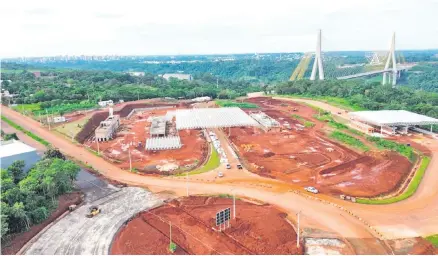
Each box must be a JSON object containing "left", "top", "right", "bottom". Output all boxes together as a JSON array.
[
  {"left": 382, "top": 32, "right": 397, "bottom": 86},
  {"left": 310, "top": 29, "right": 324, "bottom": 81}
]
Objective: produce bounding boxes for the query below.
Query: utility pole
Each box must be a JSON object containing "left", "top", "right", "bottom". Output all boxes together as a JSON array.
[
  {"left": 169, "top": 221, "right": 172, "bottom": 247},
  {"left": 128, "top": 147, "right": 132, "bottom": 172},
  {"left": 96, "top": 139, "right": 100, "bottom": 155},
  {"left": 296, "top": 211, "right": 301, "bottom": 248},
  {"left": 233, "top": 191, "right": 236, "bottom": 219},
  {"left": 186, "top": 171, "right": 189, "bottom": 196},
  {"left": 45, "top": 109, "right": 51, "bottom": 130},
  {"left": 137, "top": 91, "right": 140, "bottom": 101},
  {"left": 216, "top": 78, "right": 219, "bottom": 89}
]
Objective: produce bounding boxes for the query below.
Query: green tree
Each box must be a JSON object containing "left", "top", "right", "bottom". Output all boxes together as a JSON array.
[{"left": 7, "top": 160, "right": 25, "bottom": 184}]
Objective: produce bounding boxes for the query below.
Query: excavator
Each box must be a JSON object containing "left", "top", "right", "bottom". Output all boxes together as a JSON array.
[{"left": 86, "top": 206, "right": 101, "bottom": 218}]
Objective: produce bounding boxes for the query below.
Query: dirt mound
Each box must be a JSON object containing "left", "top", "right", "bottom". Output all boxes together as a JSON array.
[{"left": 110, "top": 196, "right": 303, "bottom": 255}]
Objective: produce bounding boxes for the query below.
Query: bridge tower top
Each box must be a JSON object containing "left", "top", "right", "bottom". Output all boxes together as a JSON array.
[
  {"left": 383, "top": 32, "right": 397, "bottom": 86},
  {"left": 310, "top": 29, "right": 324, "bottom": 81}
]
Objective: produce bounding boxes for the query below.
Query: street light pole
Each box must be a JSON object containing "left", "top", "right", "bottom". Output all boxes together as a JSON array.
[
  {"left": 297, "top": 211, "right": 301, "bottom": 248},
  {"left": 128, "top": 147, "right": 132, "bottom": 172},
  {"left": 186, "top": 171, "right": 189, "bottom": 196},
  {"left": 233, "top": 190, "right": 236, "bottom": 219}
]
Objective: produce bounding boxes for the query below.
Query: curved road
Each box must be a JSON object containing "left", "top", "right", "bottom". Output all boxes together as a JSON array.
[{"left": 2, "top": 103, "right": 437, "bottom": 252}]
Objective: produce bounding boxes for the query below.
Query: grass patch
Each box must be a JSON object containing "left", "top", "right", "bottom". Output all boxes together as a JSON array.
[
  {"left": 292, "top": 114, "right": 304, "bottom": 121},
  {"left": 357, "top": 156, "right": 430, "bottom": 204},
  {"left": 330, "top": 131, "right": 369, "bottom": 151},
  {"left": 12, "top": 103, "right": 42, "bottom": 114},
  {"left": 175, "top": 144, "right": 220, "bottom": 176},
  {"left": 1, "top": 115, "right": 50, "bottom": 146},
  {"left": 367, "top": 136, "right": 414, "bottom": 160},
  {"left": 274, "top": 94, "right": 365, "bottom": 111},
  {"left": 425, "top": 234, "right": 438, "bottom": 247},
  {"left": 304, "top": 121, "right": 315, "bottom": 128},
  {"left": 55, "top": 117, "right": 90, "bottom": 138},
  {"left": 215, "top": 100, "right": 258, "bottom": 109}
]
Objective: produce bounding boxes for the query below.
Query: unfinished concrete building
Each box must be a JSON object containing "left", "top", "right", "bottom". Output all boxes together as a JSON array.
[
  {"left": 150, "top": 117, "right": 167, "bottom": 137},
  {"left": 95, "top": 109, "right": 120, "bottom": 141},
  {"left": 249, "top": 111, "right": 281, "bottom": 132}
]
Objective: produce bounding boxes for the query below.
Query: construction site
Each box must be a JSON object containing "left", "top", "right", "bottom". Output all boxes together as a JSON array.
[
  {"left": 84, "top": 103, "right": 208, "bottom": 174},
  {"left": 110, "top": 196, "right": 304, "bottom": 255},
  {"left": 227, "top": 97, "right": 413, "bottom": 197}
]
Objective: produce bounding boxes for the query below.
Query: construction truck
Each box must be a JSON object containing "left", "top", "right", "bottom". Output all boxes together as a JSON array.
[{"left": 86, "top": 206, "right": 101, "bottom": 218}]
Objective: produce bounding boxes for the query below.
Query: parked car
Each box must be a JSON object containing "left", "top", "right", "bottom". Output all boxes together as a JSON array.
[
  {"left": 218, "top": 172, "right": 224, "bottom": 178},
  {"left": 226, "top": 163, "right": 231, "bottom": 169},
  {"left": 237, "top": 164, "right": 243, "bottom": 169},
  {"left": 304, "top": 186, "right": 319, "bottom": 194}
]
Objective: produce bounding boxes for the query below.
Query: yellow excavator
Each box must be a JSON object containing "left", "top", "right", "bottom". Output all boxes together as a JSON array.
[{"left": 86, "top": 206, "right": 101, "bottom": 218}]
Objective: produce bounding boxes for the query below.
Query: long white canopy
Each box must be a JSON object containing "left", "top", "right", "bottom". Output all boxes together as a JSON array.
[
  {"left": 174, "top": 107, "right": 259, "bottom": 130},
  {"left": 349, "top": 110, "right": 438, "bottom": 126}
]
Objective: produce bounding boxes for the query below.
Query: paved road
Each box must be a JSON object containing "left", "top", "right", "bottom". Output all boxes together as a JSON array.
[
  {"left": 25, "top": 187, "right": 163, "bottom": 255},
  {"left": 276, "top": 97, "right": 438, "bottom": 238}
]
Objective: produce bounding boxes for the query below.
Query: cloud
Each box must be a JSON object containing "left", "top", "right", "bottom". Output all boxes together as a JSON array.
[{"left": 1, "top": 0, "right": 438, "bottom": 57}]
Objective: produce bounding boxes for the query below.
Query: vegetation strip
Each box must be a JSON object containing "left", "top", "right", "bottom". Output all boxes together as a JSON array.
[
  {"left": 175, "top": 144, "right": 220, "bottom": 176},
  {"left": 425, "top": 234, "right": 438, "bottom": 247},
  {"left": 367, "top": 136, "right": 414, "bottom": 161},
  {"left": 1, "top": 116, "right": 50, "bottom": 146},
  {"left": 215, "top": 100, "right": 258, "bottom": 109},
  {"left": 329, "top": 131, "right": 369, "bottom": 151},
  {"left": 356, "top": 156, "right": 431, "bottom": 204}
]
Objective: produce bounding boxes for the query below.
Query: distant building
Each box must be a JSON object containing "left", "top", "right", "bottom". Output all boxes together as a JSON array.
[
  {"left": 32, "top": 71, "right": 41, "bottom": 78},
  {"left": 162, "top": 73, "right": 193, "bottom": 81},
  {"left": 50, "top": 116, "right": 66, "bottom": 123},
  {"left": 0, "top": 140, "right": 40, "bottom": 172},
  {"left": 98, "top": 100, "right": 114, "bottom": 107},
  {"left": 128, "top": 71, "right": 145, "bottom": 77},
  {"left": 95, "top": 109, "right": 120, "bottom": 142},
  {"left": 247, "top": 92, "right": 265, "bottom": 98},
  {"left": 192, "top": 96, "right": 211, "bottom": 102}
]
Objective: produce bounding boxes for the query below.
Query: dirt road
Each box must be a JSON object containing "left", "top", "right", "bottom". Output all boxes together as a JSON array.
[
  {"left": 4, "top": 102, "right": 437, "bottom": 252},
  {"left": 2, "top": 107, "right": 386, "bottom": 254},
  {"left": 275, "top": 97, "right": 438, "bottom": 238}
]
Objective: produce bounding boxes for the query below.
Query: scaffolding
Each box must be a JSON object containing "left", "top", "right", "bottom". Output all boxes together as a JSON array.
[{"left": 145, "top": 136, "right": 182, "bottom": 151}]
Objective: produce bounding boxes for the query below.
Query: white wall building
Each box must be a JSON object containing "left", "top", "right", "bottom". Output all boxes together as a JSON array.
[
  {"left": 0, "top": 140, "right": 40, "bottom": 172},
  {"left": 162, "top": 73, "right": 193, "bottom": 81},
  {"left": 98, "top": 100, "right": 114, "bottom": 107}
]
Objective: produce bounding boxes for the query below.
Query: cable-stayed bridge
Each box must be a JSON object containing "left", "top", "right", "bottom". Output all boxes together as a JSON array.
[{"left": 290, "top": 30, "right": 416, "bottom": 85}]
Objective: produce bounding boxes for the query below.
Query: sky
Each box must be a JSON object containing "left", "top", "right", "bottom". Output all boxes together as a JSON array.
[{"left": 1, "top": 0, "right": 438, "bottom": 57}]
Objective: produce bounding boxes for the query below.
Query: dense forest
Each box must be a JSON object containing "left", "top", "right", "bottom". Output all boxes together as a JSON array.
[{"left": 1, "top": 149, "right": 80, "bottom": 239}]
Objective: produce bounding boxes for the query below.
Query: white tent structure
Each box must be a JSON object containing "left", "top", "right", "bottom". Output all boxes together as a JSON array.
[
  {"left": 145, "top": 136, "right": 182, "bottom": 151},
  {"left": 349, "top": 110, "right": 438, "bottom": 134},
  {"left": 174, "top": 107, "right": 259, "bottom": 130}
]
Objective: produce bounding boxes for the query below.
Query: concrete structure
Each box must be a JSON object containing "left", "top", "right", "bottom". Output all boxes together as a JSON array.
[
  {"left": 247, "top": 92, "right": 265, "bottom": 98},
  {"left": 192, "top": 96, "right": 211, "bottom": 102},
  {"left": 98, "top": 100, "right": 113, "bottom": 107},
  {"left": 249, "top": 111, "right": 281, "bottom": 131},
  {"left": 128, "top": 71, "right": 145, "bottom": 77},
  {"left": 145, "top": 136, "right": 182, "bottom": 151},
  {"left": 162, "top": 73, "right": 193, "bottom": 81},
  {"left": 95, "top": 112, "right": 120, "bottom": 142},
  {"left": 50, "top": 116, "right": 66, "bottom": 123},
  {"left": 149, "top": 117, "right": 167, "bottom": 137},
  {"left": 310, "top": 29, "right": 324, "bottom": 81},
  {"left": 349, "top": 110, "right": 438, "bottom": 135},
  {"left": 383, "top": 32, "right": 397, "bottom": 86},
  {"left": 0, "top": 140, "right": 40, "bottom": 171}
]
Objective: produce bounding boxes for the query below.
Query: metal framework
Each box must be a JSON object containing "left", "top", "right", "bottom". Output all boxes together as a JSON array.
[
  {"left": 174, "top": 108, "right": 259, "bottom": 130},
  {"left": 145, "top": 136, "right": 182, "bottom": 151}
]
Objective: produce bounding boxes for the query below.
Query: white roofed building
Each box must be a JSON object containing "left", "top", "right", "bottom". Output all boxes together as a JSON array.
[
  {"left": 162, "top": 73, "right": 193, "bottom": 81},
  {"left": 0, "top": 140, "right": 40, "bottom": 171}
]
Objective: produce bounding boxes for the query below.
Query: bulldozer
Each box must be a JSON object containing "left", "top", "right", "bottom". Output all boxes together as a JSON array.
[{"left": 86, "top": 206, "right": 101, "bottom": 218}]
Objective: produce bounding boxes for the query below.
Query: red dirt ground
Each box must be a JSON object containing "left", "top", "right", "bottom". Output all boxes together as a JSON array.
[
  {"left": 228, "top": 97, "right": 412, "bottom": 197},
  {"left": 85, "top": 108, "right": 207, "bottom": 174},
  {"left": 1, "top": 192, "right": 83, "bottom": 255},
  {"left": 110, "top": 196, "right": 303, "bottom": 255}
]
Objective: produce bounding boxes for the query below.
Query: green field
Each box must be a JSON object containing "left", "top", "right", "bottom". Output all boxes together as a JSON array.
[
  {"left": 357, "top": 156, "right": 430, "bottom": 204},
  {"left": 330, "top": 131, "right": 369, "bottom": 151},
  {"left": 12, "top": 103, "right": 42, "bottom": 113},
  {"left": 215, "top": 100, "right": 258, "bottom": 109},
  {"left": 54, "top": 117, "right": 90, "bottom": 138},
  {"left": 425, "top": 234, "right": 438, "bottom": 247},
  {"left": 175, "top": 144, "right": 220, "bottom": 176}
]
